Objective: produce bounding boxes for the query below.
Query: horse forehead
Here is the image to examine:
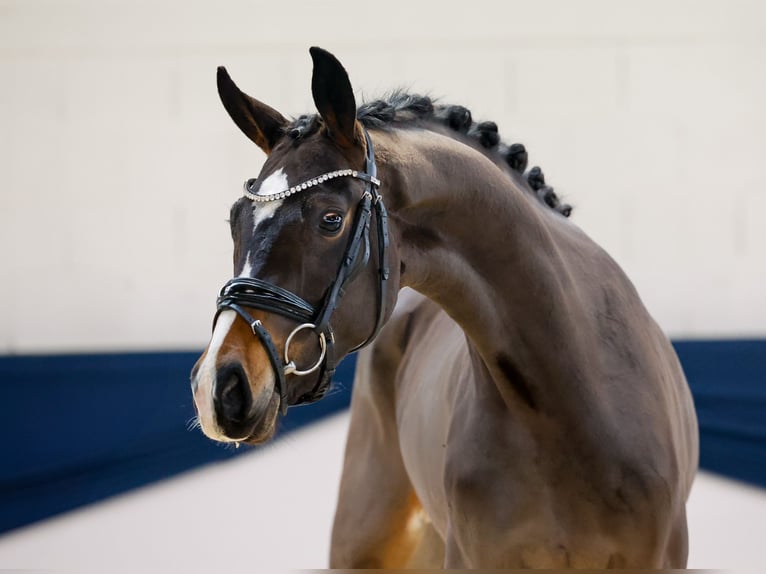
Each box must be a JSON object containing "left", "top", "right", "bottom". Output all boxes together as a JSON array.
[
  {"left": 251, "top": 167, "right": 289, "bottom": 197},
  {"left": 250, "top": 168, "right": 288, "bottom": 232}
]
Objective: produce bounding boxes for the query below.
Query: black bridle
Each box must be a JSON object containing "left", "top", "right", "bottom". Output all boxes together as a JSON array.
[{"left": 214, "top": 129, "right": 389, "bottom": 415}]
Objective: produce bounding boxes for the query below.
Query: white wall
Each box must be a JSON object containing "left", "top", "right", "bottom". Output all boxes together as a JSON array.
[{"left": 1, "top": 0, "right": 764, "bottom": 353}]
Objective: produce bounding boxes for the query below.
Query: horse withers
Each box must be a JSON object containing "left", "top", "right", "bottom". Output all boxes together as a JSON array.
[{"left": 190, "top": 47, "right": 698, "bottom": 568}]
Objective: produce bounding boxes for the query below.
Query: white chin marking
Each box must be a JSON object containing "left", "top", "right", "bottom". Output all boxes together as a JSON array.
[
  {"left": 193, "top": 310, "right": 237, "bottom": 442},
  {"left": 252, "top": 168, "right": 287, "bottom": 231}
]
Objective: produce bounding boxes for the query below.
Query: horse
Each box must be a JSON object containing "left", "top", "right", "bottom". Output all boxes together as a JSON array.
[{"left": 190, "top": 46, "right": 699, "bottom": 569}]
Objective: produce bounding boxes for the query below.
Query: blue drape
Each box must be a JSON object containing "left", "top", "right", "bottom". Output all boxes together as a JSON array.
[
  {"left": 673, "top": 340, "right": 766, "bottom": 489},
  {"left": 0, "top": 339, "right": 763, "bottom": 534},
  {"left": 0, "top": 352, "right": 354, "bottom": 534}
]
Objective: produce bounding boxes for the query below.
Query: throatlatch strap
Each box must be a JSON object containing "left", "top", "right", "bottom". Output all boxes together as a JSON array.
[{"left": 372, "top": 198, "right": 390, "bottom": 339}]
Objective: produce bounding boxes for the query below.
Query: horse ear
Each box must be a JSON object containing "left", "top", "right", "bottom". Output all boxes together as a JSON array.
[
  {"left": 310, "top": 47, "right": 360, "bottom": 149},
  {"left": 217, "top": 66, "right": 288, "bottom": 154}
]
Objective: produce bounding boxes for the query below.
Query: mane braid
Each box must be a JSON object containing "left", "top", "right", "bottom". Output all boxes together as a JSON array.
[{"left": 285, "top": 91, "right": 572, "bottom": 217}]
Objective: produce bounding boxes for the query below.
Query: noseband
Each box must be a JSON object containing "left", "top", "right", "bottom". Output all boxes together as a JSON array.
[{"left": 213, "top": 129, "right": 389, "bottom": 415}]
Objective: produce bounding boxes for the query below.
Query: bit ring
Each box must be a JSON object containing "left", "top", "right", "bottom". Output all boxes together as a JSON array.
[{"left": 283, "top": 323, "right": 326, "bottom": 376}]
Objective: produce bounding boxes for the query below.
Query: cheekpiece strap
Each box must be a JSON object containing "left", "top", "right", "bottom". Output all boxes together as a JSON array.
[{"left": 214, "top": 302, "right": 289, "bottom": 415}]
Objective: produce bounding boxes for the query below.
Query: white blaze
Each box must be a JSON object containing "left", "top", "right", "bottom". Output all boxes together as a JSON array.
[
  {"left": 238, "top": 251, "right": 253, "bottom": 278},
  {"left": 252, "top": 168, "right": 287, "bottom": 231},
  {"left": 192, "top": 168, "right": 290, "bottom": 441},
  {"left": 193, "top": 310, "right": 237, "bottom": 442}
]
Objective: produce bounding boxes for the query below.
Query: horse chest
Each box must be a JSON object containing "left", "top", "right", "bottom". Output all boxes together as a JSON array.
[{"left": 393, "top": 313, "right": 480, "bottom": 537}]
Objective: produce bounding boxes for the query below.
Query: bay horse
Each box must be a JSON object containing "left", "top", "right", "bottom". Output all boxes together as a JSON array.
[{"left": 190, "top": 47, "right": 699, "bottom": 568}]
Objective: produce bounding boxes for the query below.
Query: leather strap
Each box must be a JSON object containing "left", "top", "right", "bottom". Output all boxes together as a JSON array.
[
  {"left": 214, "top": 303, "right": 289, "bottom": 415},
  {"left": 217, "top": 278, "right": 315, "bottom": 325}
]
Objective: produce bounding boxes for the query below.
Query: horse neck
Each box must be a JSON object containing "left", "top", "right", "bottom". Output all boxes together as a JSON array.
[{"left": 380, "top": 128, "right": 597, "bottom": 410}]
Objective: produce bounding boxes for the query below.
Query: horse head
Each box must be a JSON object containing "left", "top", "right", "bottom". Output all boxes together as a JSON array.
[{"left": 190, "top": 47, "right": 399, "bottom": 444}]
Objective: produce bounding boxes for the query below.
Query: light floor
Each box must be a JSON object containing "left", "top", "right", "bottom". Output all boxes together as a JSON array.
[{"left": 0, "top": 412, "right": 764, "bottom": 571}]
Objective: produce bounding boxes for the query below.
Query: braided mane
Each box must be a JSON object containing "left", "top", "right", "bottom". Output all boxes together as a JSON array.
[{"left": 286, "top": 91, "right": 572, "bottom": 217}]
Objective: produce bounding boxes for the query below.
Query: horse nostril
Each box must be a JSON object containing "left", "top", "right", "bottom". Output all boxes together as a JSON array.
[{"left": 215, "top": 364, "right": 251, "bottom": 423}]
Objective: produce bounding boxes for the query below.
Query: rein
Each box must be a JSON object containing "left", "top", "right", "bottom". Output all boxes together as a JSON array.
[{"left": 214, "top": 129, "right": 389, "bottom": 415}]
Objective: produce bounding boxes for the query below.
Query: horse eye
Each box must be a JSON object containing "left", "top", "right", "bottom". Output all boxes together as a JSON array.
[{"left": 320, "top": 211, "right": 343, "bottom": 233}]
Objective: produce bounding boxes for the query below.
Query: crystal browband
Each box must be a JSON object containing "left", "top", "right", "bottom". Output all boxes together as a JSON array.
[{"left": 243, "top": 169, "right": 381, "bottom": 203}]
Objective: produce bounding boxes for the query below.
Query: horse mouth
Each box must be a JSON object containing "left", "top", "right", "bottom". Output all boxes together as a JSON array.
[
  {"left": 201, "top": 359, "right": 285, "bottom": 445},
  {"left": 193, "top": 378, "right": 282, "bottom": 446},
  {"left": 233, "top": 390, "right": 282, "bottom": 445},
  {"left": 240, "top": 403, "right": 280, "bottom": 444}
]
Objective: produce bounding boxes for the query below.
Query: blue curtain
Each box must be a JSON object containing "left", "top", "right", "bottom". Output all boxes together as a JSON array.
[
  {"left": 0, "top": 340, "right": 763, "bottom": 534},
  {"left": 673, "top": 340, "right": 766, "bottom": 489},
  {"left": 0, "top": 352, "right": 354, "bottom": 534}
]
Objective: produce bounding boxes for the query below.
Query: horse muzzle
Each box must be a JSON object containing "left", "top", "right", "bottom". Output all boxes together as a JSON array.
[{"left": 191, "top": 354, "right": 280, "bottom": 444}]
